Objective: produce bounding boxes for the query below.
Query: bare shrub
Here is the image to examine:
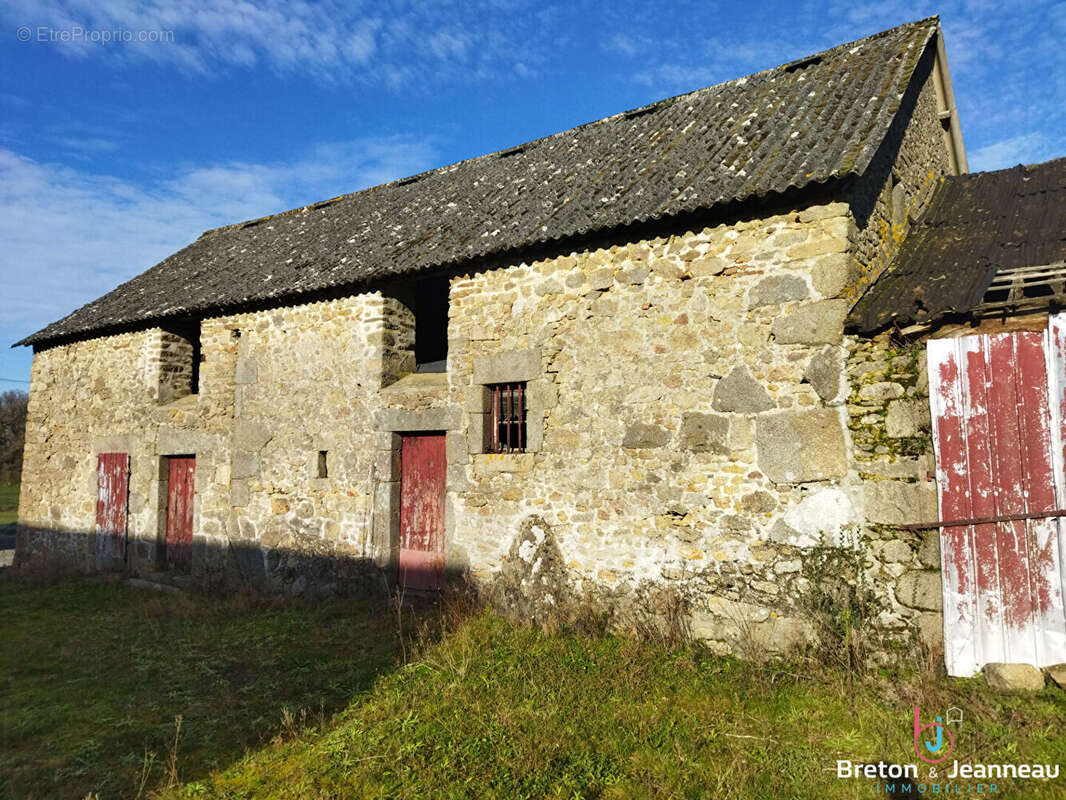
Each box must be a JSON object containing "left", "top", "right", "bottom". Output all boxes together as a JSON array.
[
  {"left": 798, "top": 532, "right": 889, "bottom": 678},
  {"left": 482, "top": 515, "right": 694, "bottom": 647},
  {"left": 162, "top": 715, "right": 182, "bottom": 789}
]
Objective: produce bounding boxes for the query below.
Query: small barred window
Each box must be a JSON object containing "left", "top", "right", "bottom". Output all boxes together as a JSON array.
[{"left": 489, "top": 382, "right": 527, "bottom": 453}]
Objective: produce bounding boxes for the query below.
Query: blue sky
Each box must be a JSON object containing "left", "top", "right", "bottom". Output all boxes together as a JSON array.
[{"left": 1, "top": 0, "right": 1064, "bottom": 387}]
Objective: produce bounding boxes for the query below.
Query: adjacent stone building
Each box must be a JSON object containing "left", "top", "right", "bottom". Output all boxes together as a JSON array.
[
  {"left": 17, "top": 18, "right": 987, "bottom": 662},
  {"left": 849, "top": 156, "right": 1066, "bottom": 677}
]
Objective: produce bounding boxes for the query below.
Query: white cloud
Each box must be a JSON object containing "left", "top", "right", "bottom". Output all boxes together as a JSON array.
[
  {"left": 968, "top": 132, "right": 1053, "bottom": 172},
  {"left": 603, "top": 32, "right": 653, "bottom": 59},
  {"left": 48, "top": 135, "right": 120, "bottom": 155},
  {"left": 628, "top": 34, "right": 808, "bottom": 99},
  {"left": 427, "top": 29, "right": 472, "bottom": 62},
  {"left": 0, "top": 136, "right": 437, "bottom": 341},
  {"left": 633, "top": 63, "right": 720, "bottom": 92},
  {"left": 0, "top": 0, "right": 551, "bottom": 86}
]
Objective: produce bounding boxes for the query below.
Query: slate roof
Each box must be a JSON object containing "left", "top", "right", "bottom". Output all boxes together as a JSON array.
[
  {"left": 21, "top": 17, "right": 941, "bottom": 347},
  {"left": 849, "top": 157, "right": 1066, "bottom": 333}
]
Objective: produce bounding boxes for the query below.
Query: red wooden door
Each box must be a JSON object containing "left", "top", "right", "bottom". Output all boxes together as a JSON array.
[
  {"left": 166, "top": 456, "right": 196, "bottom": 571},
  {"left": 399, "top": 434, "right": 446, "bottom": 591},
  {"left": 95, "top": 452, "right": 129, "bottom": 564},
  {"left": 928, "top": 329, "right": 1066, "bottom": 676}
]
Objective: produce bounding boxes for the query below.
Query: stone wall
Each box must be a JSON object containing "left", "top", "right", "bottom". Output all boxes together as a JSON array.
[
  {"left": 17, "top": 295, "right": 399, "bottom": 594},
  {"left": 439, "top": 201, "right": 942, "bottom": 654},
  {"left": 18, "top": 331, "right": 153, "bottom": 570},
  {"left": 197, "top": 296, "right": 391, "bottom": 593},
  {"left": 846, "top": 332, "right": 941, "bottom": 648},
  {"left": 16, "top": 214, "right": 942, "bottom": 651}
]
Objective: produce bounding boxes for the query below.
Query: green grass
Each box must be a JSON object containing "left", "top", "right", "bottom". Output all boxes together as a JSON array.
[
  {"left": 0, "top": 484, "right": 18, "bottom": 526},
  {"left": 168, "top": 616, "right": 1066, "bottom": 800},
  {"left": 3, "top": 576, "right": 1065, "bottom": 800},
  {"left": 0, "top": 575, "right": 414, "bottom": 799}
]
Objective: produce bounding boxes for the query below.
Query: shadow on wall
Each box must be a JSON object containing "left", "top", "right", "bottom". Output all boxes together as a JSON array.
[
  {"left": 485, "top": 514, "right": 693, "bottom": 643},
  {"left": 13, "top": 524, "right": 405, "bottom": 598},
  {"left": 13, "top": 518, "right": 692, "bottom": 644}
]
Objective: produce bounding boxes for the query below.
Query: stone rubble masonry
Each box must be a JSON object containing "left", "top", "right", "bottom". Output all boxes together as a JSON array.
[
  {"left": 804, "top": 348, "right": 844, "bottom": 404},
  {"left": 755, "top": 409, "right": 848, "bottom": 483},
  {"left": 712, "top": 367, "right": 773, "bottom": 413},
  {"left": 845, "top": 328, "right": 940, "bottom": 643},
  {"left": 17, "top": 62, "right": 952, "bottom": 657},
  {"left": 895, "top": 570, "right": 943, "bottom": 611}
]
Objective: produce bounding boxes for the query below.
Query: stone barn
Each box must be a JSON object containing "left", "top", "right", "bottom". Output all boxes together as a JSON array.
[{"left": 17, "top": 16, "right": 1062, "bottom": 675}]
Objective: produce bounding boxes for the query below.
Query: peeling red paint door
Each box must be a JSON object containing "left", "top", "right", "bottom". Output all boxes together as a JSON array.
[
  {"left": 95, "top": 452, "right": 129, "bottom": 564},
  {"left": 166, "top": 456, "right": 196, "bottom": 571},
  {"left": 399, "top": 434, "right": 446, "bottom": 591},
  {"left": 928, "top": 327, "right": 1066, "bottom": 676}
]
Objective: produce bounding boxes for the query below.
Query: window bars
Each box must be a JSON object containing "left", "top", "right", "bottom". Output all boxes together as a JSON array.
[{"left": 490, "top": 382, "right": 526, "bottom": 453}]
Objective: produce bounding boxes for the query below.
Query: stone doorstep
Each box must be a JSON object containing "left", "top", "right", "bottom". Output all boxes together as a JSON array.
[
  {"left": 983, "top": 662, "right": 1046, "bottom": 692},
  {"left": 381, "top": 371, "right": 450, "bottom": 395}
]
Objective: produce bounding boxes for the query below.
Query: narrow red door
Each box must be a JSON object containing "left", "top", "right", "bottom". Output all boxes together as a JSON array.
[
  {"left": 95, "top": 452, "right": 129, "bottom": 565},
  {"left": 166, "top": 456, "right": 196, "bottom": 571},
  {"left": 399, "top": 434, "right": 446, "bottom": 591}
]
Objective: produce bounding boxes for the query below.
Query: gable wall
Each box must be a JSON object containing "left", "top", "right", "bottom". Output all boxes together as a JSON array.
[{"left": 846, "top": 44, "right": 953, "bottom": 298}]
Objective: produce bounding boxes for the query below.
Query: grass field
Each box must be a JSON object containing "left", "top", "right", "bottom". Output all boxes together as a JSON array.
[
  {"left": 0, "top": 575, "right": 417, "bottom": 799},
  {"left": 2, "top": 576, "right": 1065, "bottom": 800},
  {"left": 0, "top": 484, "right": 18, "bottom": 527}
]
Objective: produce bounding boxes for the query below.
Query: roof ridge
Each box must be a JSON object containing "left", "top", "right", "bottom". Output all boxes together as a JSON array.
[{"left": 198, "top": 16, "right": 942, "bottom": 240}]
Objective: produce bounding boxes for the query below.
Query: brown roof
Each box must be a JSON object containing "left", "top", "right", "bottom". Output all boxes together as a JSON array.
[
  {"left": 21, "top": 18, "right": 941, "bottom": 347},
  {"left": 849, "top": 156, "right": 1066, "bottom": 333}
]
